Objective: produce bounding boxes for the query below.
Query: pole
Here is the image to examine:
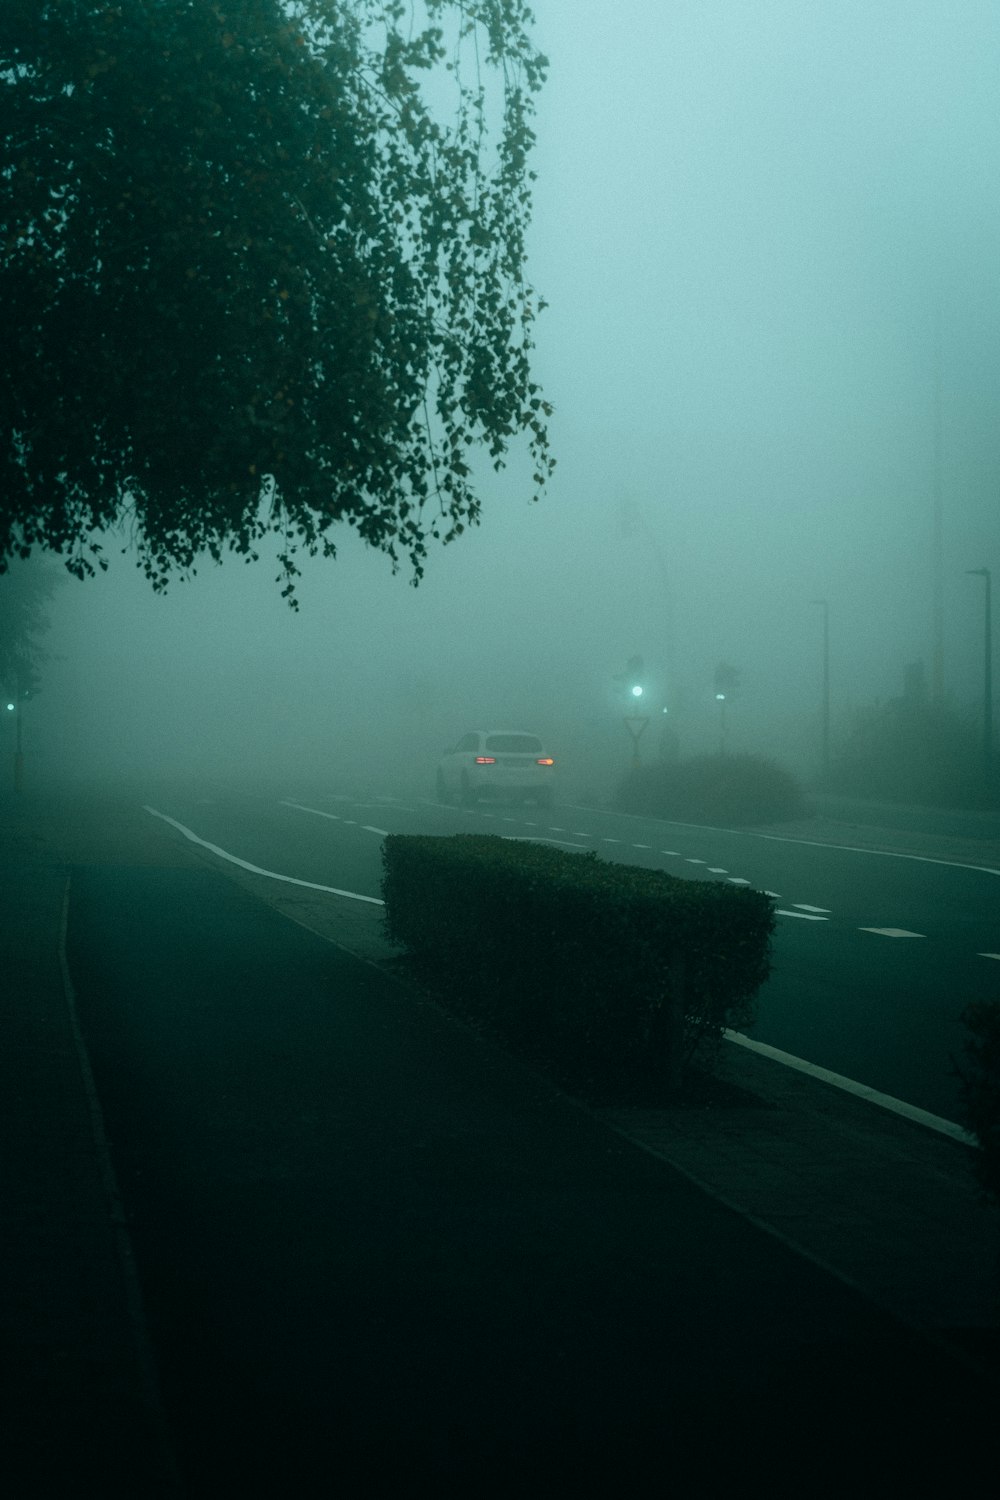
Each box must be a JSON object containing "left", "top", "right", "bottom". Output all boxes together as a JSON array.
[
  {"left": 13, "top": 669, "right": 24, "bottom": 793},
  {"left": 932, "top": 305, "right": 945, "bottom": 704},
  {"left": 971, "top": 567, "right": 995, "bottom": 786},
  {"left": 812, "top": 600, "right": 830, "bottom": 782}
]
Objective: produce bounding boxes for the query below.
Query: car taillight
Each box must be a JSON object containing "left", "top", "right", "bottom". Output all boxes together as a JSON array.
[
  {"left": 474, "top": 755, "right": 496, "bottom": 765},
  {"left": 536, "top": 757, "right": 554, "bottom": 766}
]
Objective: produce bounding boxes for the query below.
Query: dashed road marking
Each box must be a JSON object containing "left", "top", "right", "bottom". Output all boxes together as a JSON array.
[
  {"left": 793, "top": 903, "right": 831, "bottom": 914},
  {"left": 708, "top": 867, "right": 728, "bottom": 873},
  {"left": 602, "top": 837, "right": 623, "bottom": 844},
  {"left": 282, "top": 800, "right": 341, "bottom": 822},
  {"left": 504, "top": 836, "right": 590, "bottom": 849},
  {"left": 978, "top": 952, "right": 1000, "bottom": 960},
  {"left": 777, "top": 909, "right": 827, "bottom": 921},
  {"left": 661, "top": 850, "right": 680, "bottom": 856},
  {"left": 633, "top": 843, "right": 652, "bottom": 849},
  {"left": 858, "top": 927, "right": 925, "bottom": 938},
  {"left": 361, "top": 825, "right": 389, "bottom": 836},
  {"left": 727, "top": 877, "right": 751, "bottom": 886},
  {"left": 685, "top": 858, "right": 706, "bottom": 865}
]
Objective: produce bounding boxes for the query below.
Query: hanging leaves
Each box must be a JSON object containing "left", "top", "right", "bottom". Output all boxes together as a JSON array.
[{"left": 0, "top": 1, "right": 553, "bottom": 604}]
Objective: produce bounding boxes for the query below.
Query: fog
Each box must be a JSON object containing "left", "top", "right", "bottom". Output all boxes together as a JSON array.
[{"left": 25, "top": 1, "right": 1000, "bottom": 799}]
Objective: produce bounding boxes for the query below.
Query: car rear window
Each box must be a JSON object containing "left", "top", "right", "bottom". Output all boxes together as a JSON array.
[{"left": 485, "top": 734, "right": 544, "bottom": 754}]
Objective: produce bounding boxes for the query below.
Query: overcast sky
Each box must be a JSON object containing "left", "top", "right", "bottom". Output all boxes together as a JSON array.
[{"left": 33, "top": 0, "right": 1000, "bottom": 791}]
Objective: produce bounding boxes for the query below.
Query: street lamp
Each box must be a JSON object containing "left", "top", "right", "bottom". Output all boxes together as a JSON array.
[
  {"left": 966, "top": 568, "right": 993, "bottom": 784},
  {"left": 811, "top": 600, "right": 830, "bottom": 783}
]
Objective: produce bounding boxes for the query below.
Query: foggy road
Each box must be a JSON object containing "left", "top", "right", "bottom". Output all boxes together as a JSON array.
[
  {"left": 65, "top": 848, "right": 998, "bottom": 1490},
  {"left": 141, "top": 784, "right": 1000, "bottom": 1123}
]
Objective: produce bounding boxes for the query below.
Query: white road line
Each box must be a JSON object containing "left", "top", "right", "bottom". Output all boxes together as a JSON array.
[
  {"left": 685, "top": 858, "right": 706, "bottom": 864},
  {"left": 660, "top": 850, "right": 680, "bottom": 856},
  {"left": 793, "top": 903, "right": 831, "bottom": 913},
  {"left": 282, "top": 799, "right": 341, "bottom": 822},
  {"left": 727, "top": 877, "right": 751, "bottom": 886},
  {"left": 362, "top": 825, "right": 390, "bottom": 836},
  {"left": 777, "top": 909, "right": 827, "bottom": 921},
  {"left": 602, "top": 837, "right": 623, "bottom": 844},
  {"left": 980, "top": 952, "right": 1000, "bottom": 960},
  {"left": 503, "top": 836, "right": 589, "bottom": 849},
  {"left": 858, "top": 927, "right": 925, "bottom": 938},
  {"left": 633, "top": 843, "right": 652, "bottom": 850},
  {"left": 765, "top": 890, "right": 781, "bottom": 897},
  {"left": 725, "top": 1031, "right": 975, "bottom": 1145},
  {"left": 572, "top": 832, "right": 592, "bottom": 839},
  {"left": 143, "top": 807, "right": 384, "bottom": 906},
  {"left": 708, "top": 867, "right": 728, "bottom": 874}
]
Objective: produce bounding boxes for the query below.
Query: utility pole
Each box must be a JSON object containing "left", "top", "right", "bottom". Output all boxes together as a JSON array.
[
  {"left": 931, "top": 305, "right": 945, "bottom": 704},
  {"left": 966, "top": 568, "right": 993, "bottom": 784},
  {"left": 811, "top": 600, "right": 830, "bottom": 782}
]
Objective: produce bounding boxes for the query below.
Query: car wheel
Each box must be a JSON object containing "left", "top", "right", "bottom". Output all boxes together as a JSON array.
[{"left": 436, "top": 771, "right": 451, "bottom": 805}]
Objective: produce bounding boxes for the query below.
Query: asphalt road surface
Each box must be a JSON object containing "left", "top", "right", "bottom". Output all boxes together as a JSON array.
[
  {"left": 67, "top": 853, "right": 996, "bottom": 1491},
  {"left": 137, "top": 781, "right": 1000, "bottom": 1123}
]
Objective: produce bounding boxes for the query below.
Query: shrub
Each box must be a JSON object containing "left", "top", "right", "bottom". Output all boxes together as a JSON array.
[
  {"left": 381, "top": 833, "right": 775, "bottom": 1094},
  {"left": 615, "top": 753, "right": 803, "bottom": 826},
  {"left": 828, "top": 698, "right": 997, "bottom": 808},
  {"left": 956, "top": 1001, "right": 1000, "bottom": 1206}
]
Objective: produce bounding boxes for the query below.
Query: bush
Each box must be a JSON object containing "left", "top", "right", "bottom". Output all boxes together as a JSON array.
[
  {"left": 381, "top": 833, "right": 775, "bottom": 1094},
  {"left": 956, "top": 1001, "right": 1000, "bottom": 1206},
  {"left": 615, "top": 753, "right": 804, "bottom": 826},
  {"left": 828, "top": 698, "right": 997, "bottom": 808}
]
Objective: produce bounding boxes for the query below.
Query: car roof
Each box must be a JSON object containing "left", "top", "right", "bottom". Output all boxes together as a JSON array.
[{"left": 474, "top": 728, "right": 544, "bottom": 738}]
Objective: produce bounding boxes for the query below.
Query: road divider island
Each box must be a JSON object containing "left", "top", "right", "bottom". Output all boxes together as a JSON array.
[{"left": 381, "top": 833, "right": 775, "bottom": 1096}]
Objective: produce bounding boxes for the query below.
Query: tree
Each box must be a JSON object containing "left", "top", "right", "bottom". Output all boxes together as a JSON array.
[
  {"left": 0, "top": 1, "right": 552, "bottom": 604},
  {"left": 0, "top": 555, "right": 60, "bottom": 701}
]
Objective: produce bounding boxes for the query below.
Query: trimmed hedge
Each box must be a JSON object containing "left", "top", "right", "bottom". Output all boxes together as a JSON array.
[
  {"left": 616, "top": 753, "right": 803, "bottom": 826},
  {"left": 381, "top": 833, "right": 775, "bottom": 1091}
]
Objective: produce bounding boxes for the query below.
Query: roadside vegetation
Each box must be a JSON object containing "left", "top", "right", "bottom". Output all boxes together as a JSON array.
[
  {"left": 827, "top": 698, "right": 998, "bottom": 810},
  {"left": 615, "top": 753, "right": 804, "bottom": 827},
  {"left": 381, "top": 832, "right": 775, "bottom": 1104},
  {"left": 957, "top": 1001, "right": 1000, "bottom": 1209}
]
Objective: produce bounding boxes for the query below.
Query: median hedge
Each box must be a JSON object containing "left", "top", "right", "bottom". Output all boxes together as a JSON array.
[{"left": 381, "top": 834, "right": 775, "bottom": 1091}]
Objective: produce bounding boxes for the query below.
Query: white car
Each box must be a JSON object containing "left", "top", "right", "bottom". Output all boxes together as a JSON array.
[{"left": 436, "top": 729, "right": 556, "bottom": 808}]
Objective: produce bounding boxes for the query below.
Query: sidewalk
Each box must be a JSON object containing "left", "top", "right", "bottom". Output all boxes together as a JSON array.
[{"left": 2, "top": 789, "right": 999, "bottom": 1492}]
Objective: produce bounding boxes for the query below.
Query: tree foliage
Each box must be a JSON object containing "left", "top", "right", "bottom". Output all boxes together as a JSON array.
[
  {"left": 0, "top": 1, "right": 552, "bottom": 602},
  {"left": 0, "top": 556, "right": 61, "bottom": 697}
]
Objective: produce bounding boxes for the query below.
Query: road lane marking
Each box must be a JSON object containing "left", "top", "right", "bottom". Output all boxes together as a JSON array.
[
  {"left": 362, "top": 825, "right": 390, "bottom": 836},
  {"left": 727, "top": 877, "right": 751, "bottom": 885},
  {"left": 792, "top": 903, "right": 831, "bottom": 913},
  {"left": 725, "top": 1032, "right": 975, "bottom": 1145},
  {"left": 777, "top": 909, "right": 827, "bottom": 921},
  {"left": 685, "top": 858, "right": 706, "bottom": 864},
  {"left": 708, "top": 867, "right": 728, "bottom": 873},
  {"left": 632, "top": 843, "right": 652, "bottom": 850},
  {"left": 143, "top": 807, "right": 385, "bottom": 906},
  {"left": 602, "top": 837, "right": 623, "bottom": 844},
  {"left": 503, "top": 836, "right": 590, "bottom": 849},
  {"left": 980, "top": 952, "right": 1000, "bottom": 960},
  {"left": 564, "top": 807, "right": 1000, "bottom": 876},
  {"left": 282, "top": 800, "right": 342, "bottom": 821},
  {"left": 858, "top": 927, "right": 925, "bottom": 938},
  {"left": 660, "top": 850, "right": 680, "bottom": 856}
]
